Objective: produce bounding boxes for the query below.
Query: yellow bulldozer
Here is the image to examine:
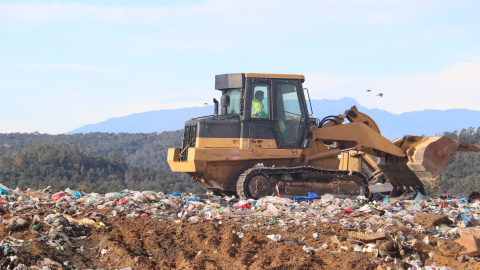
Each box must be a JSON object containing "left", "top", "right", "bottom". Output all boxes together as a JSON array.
[{"left": 168, "top": 73, "right": 480, "bottom": 199}]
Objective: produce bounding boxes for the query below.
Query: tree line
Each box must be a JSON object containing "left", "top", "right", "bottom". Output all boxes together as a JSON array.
[
  {"left": 0, "top": 128, "right": 479, "bottom": 196},
  {"left": 0, "top": 133, "right": 203, "bottom": 194},
  {"left": 440, "top": 127, "right": 480, "bottom": 196},
  {"left": 0, "top": 131, "right": 183, "bottom": 171}
]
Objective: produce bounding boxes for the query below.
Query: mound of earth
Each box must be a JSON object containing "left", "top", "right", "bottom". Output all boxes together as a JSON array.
[{"left": 0, "top": 188, "right": 479, "bottom": 269}]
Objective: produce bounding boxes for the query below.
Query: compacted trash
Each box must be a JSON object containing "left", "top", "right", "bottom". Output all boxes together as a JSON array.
[{"left": 0, "top": 183, "right": 479, "bottom": 269}]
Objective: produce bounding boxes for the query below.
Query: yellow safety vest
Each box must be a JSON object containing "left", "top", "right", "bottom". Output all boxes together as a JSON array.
[
  {"left": 252, "top": 99, "right": 267, "bottom": 118},
  {"left": 279, "top": 120, "right": 286, "bottom": 132}
]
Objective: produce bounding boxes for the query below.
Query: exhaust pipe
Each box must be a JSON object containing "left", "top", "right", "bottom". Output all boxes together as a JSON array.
[{"left": 213, "top": 98, "right": 218, "bottom": 116}]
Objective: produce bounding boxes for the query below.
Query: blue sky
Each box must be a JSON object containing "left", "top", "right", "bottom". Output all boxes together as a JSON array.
[{"left": 1, "top": 0, "right": 480, "bottom": 134}]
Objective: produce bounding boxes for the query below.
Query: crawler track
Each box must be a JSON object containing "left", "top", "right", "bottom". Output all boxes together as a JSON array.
[{"left": 236, "top": 166, "right": 370, "bottom": 200}]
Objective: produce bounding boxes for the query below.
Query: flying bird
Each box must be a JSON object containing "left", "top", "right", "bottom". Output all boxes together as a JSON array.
[
  {"left": 204, "top": 103, "right": 209, "bottom": 105},
  {"left": 377, "top": 93, "right": 384, "bottom": 97},
  {"left": 366, "top": 89, "right": 371, "bottom": 92}
]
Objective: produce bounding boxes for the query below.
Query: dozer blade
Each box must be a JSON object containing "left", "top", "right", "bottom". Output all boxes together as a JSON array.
[{"left": 377, "top": 136, "right": 480, "bottom": 193}]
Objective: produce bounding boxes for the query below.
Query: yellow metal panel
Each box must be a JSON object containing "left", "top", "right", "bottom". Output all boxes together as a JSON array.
[
  {"left": 196, "top": 137, "right": 277, "bottom": 149},
  {"left": 314, "top": 123, "right": 405, "bottom": 157},
  {"left": 244, "top": 73, "right": 305, "bottom": 80},
  {"left": 168, "top": 143, "right": 303, "bottom": 175},
  {"left": 248, "top": 148, "right": 301, "bottom": 158},
  {"left": 195, "top": 148, "right": 299, "bottom": 160},
  {"left": 197, "top": 137, "right": 241, "bottom": 148},
  {"left": 240, "top": 138, "right": 249, "bottom": 149},
  {"left": 338, "top": 152, "right": 349, "bottom": 170},
  {"left": 168, "top": 146, "right": 301, "bottom": 167},
  {"left": 248, "top": 138, "right": 277, "bottom": 149},
  {"left": 338, "top": 152, "right": 362, "bottom": 172},
  {"left": 167, "top": 148, "right": 197, "bottom": 172}
]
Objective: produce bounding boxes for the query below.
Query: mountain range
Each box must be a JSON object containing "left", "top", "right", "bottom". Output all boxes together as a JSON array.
[{"left": 67, "top": 98, "right": 480, "bottom": 140}]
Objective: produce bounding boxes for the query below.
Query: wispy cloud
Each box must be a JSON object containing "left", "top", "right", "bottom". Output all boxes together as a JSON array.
[
  {"left": 0, "top": 1, "right": 437, "bottom": 26},
  {"left": 0, "top": 3, "right": 192, "bottom": 24},
  {"left": 13, "top": 63, "right": 117, "bottom": 72},
  {"left": 1, "top": 1, "right": 473, "bottom": 56}
]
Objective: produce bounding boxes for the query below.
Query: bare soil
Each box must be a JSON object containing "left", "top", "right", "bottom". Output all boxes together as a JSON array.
[{"left": 1, "top": 204, "right": 479, "bottom": 270}]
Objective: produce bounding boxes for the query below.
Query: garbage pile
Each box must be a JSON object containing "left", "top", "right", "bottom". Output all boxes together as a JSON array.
[{"left": 0, "top": 183, "right": 479, "bottom": 269}]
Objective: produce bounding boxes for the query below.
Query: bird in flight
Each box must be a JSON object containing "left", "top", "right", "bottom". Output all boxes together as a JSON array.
[
  {"left": 377, "top": 93, "right": 384, "bottom": 97},
  {"left": 366, "top": 89, "right": 371, "bottom": 92}
]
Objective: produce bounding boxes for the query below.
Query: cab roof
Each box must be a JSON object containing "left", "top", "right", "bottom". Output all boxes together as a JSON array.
[
  {"left": 215, "top": 73, "right": 305, "bottom": 90},
  {"left": 244, "top": 73, "right": 305, "bottom": 80}
]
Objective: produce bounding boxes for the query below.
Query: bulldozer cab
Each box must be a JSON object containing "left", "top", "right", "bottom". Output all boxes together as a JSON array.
[{"left": 216, "top": 73, "right": 309, "bottom": 149}]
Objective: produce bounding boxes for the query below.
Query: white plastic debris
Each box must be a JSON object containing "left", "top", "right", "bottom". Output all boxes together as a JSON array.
[{"left": 266, "top": 234, "right": 281, "bottom": 242}]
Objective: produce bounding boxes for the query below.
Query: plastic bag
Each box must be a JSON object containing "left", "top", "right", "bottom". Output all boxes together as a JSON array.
[
  {"left": 73, "top": 190, "right": 82, "bottom": 198},
  {"left": 185, "top": 197, "right": 200, "bottom": 204},
  {"left": 52, "top": 192, "right": 66, "bottom": 201},
  {"left": 454, "top": 213, "right": 473, "bottom": 227},
  {"left": 118, "top": 198, "right": 128, "bottom": 205},
  {"left": 266, "top": 234, "right": 281, "bottom": 242},
  {"left": 237, "top": 203, "right": 251, "bottom": 209},
  {"left": 293, "top": 192, "right": 321, "bottom": 202}
]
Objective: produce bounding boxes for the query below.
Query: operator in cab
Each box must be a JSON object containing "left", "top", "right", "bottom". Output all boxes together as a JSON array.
[{"left": 252, "top": 90, "right": 268, "bottom": 118}]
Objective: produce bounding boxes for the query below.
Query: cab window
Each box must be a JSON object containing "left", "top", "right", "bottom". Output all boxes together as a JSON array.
[
  {"left": 224, "top": 88, "right": 241, "bottom": 114},
  {"left": 251, "top": 85, "right": 269, "bottom": 119},
  {"left": 276, "top": 83, "right": 301, "bottom": 143}
]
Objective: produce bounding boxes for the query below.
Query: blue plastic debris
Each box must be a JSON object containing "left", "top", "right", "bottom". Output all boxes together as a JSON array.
[
  {"left": 293, "top": 192, "right": 321, "bottom": 202},
  {"left": 454, "top": 213, "right": 474, "bottom": 227},
  {"left": 0, "top": 188, "right": 10, "bottom": 195},
  {"left": 73, "top": 190, "right": 82, "bottom": 198},
  {"left": 169, "top": 192, "right": 182, "bottom": 197},
  {"left": 185, "top": 197, "right": 200, "bottom": 204}
]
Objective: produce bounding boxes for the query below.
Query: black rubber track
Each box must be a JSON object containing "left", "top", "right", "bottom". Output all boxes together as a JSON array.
[{"left": 236, "top": 166, "right": 370, "bottom": 200}]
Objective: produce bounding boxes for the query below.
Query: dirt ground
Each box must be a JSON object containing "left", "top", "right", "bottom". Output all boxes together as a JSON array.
[{"left": 1, "top": 204, "right": 479, "bottom": 270}]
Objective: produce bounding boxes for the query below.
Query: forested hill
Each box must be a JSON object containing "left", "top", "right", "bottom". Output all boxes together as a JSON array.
[
  {"left": 441, "top": 127, "right": 480, "bottom": 195},
  {"left": 0, "top": 142, "right": 201, "bottom": 194},
  {"left": 0, "top": 131, "right": 183, "bottom": 171},
  {"left": 0, "top": 132, "right": 187, "bottom": 193},
  {"left": 1, "top": 128, "right": 480, "bottom": 195}
]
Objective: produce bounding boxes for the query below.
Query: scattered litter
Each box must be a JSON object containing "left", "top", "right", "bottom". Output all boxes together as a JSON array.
[
  {"left": 0, "top": 181, "right": 477, "bottom": 268},
  {"left": 302, "top": 245, "right": 318, "bottom": 253},
  {"left": 51, "top": 192, "right": 66, "bottom": 201},
  {"left": 293, "top": 192, "right": 321, "bottom": 202},
  {"left": 267, "top": 234, "right": 282, "bottom": 242},
  {"left": 454, "top": 213, "right": 474, "bottom": 227},
  {"left": 185, "top": 197, "right": 200, "bottom": 204}
]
